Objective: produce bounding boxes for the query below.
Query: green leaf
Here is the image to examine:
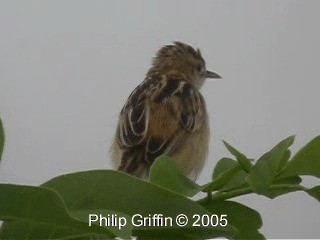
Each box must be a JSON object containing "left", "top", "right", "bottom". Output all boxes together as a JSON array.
[
  {"left": 0, "top": 184, "right": 116, "bottom": 239},
  {"left": 211, "top": 158, "right": 249, "bottom": 192},
  {"left": 273, "top": 176, "right": 302, "bottom": 185},
  {"left": 149, "top": 155, "right": 202, "bottom": 197},
  {"left": 219, "top": 170, "right": 248, "bottom": 192},
  {"left": 0, "top": 118, "right": 4, "bottom": 160},
  {"left": 0, "top": 221, "right": 105, "bottom": 240},
  {"left": 212, "top": 158, "right": 238, "bottom": 179},
  {"left": 0, "top": 184, "right": 76, "bottom": 224},
  {"left": 203, "top": 158, "right": 246, "bottom": 192},
  {"left": 263, "top": 184, "right": 303, "bottom": 199},
  {"left": 201, "top": 200, "right": 265, "bottom": 239},
  {"left": 248, "top": 136, "right": 295, "bottom": 194},
  {"left": 277, "top": 150, "right": 291, "bottom": 172},
  {"left": 265, "top": 184, "right": 320, "bottom": 201},
  {"left": 204, "top": 166, "right": 241, "bottom": 192},
  {"left": 279, "top": 136, "right": 320, "bottom": 179},
  {"left": 42, "top": 170, "right": 236, "bottom": 239},
  {"left": 223, "top": 141, "right": 253, "bottom": 172},
  {"left": 0, "top": 171, "right": 237, "bottom": 239},
  {"left": 134, "top": 226, "right": 235, "bottom": 240},
  {"left": 306, "top": 186, "right": 320, "bottom": 202}
]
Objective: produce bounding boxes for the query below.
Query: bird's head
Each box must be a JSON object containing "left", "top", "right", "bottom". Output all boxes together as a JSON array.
[{"left": 151, "top": 41, "right": 221, "bottom": 88}]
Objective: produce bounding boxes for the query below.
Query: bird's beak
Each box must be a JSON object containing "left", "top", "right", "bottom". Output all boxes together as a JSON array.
[{"left": 206, "top": 70, "right": 221, "bottom": 79}]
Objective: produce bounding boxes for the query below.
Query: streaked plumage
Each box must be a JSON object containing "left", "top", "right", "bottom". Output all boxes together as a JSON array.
[{"left": 111, "top": 42, "right": 220, "bottom": 179}]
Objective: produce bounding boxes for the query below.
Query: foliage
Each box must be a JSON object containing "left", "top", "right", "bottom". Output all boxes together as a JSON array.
[{"left": 0, "top": 117, "right": 319, "bottom": 239}]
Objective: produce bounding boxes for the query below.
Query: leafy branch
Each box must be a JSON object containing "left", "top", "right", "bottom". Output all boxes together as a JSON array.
[{"left": 0, "top": 117, "right": 319, "bottom": 239}]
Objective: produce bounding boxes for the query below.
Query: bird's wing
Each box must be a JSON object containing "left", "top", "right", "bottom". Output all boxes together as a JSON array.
[
  {"left": 175, "top": 80, "right": 206, "bottom": 133},
  {"left": 116, "top": 76, "right": 160, "bottom": 148},
  {"left": 116, "top": 74, "right": 206, "bottom": 175}
]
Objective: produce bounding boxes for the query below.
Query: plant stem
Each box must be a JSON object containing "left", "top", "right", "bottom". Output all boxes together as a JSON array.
[
  {"left": 197, "top": 184, "right": 307, "bottom": 204},
  {"left": 269, "top": 184, "right": 307, "bottom": 191},
  {"left": 211, "top": 187, "right": 252, "bottom": 201}
]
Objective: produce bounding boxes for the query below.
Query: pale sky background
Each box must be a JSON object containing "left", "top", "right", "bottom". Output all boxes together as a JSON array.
[{"left": 0, "top": 0, "right": 320, "bottom": 239}]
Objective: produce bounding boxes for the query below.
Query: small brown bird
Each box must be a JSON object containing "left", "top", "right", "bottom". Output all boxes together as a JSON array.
[{"left": 111, "top": 42, "right": 221, "bottom": 179}]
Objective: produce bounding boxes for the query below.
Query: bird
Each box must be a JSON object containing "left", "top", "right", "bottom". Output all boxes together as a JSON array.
[{"left": 111, "top": 41, "right": 221, "bottom": 179}]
